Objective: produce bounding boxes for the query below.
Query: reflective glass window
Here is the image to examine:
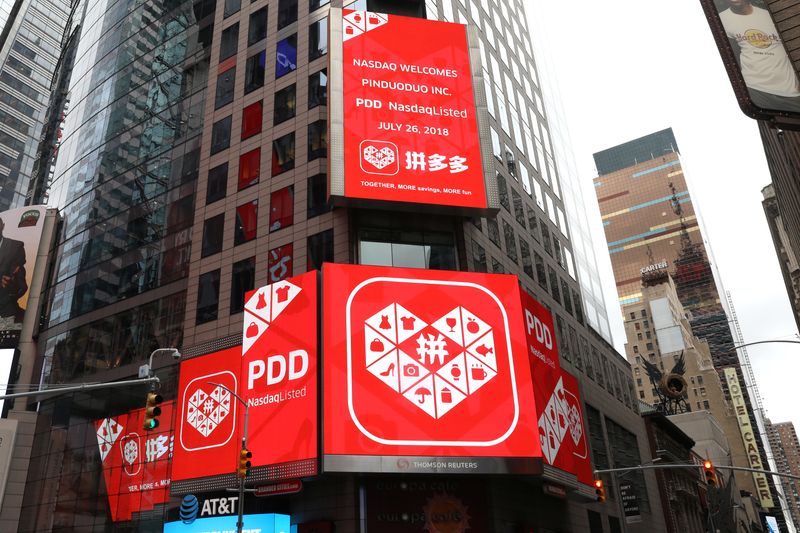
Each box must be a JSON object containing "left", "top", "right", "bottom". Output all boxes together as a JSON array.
[
  {"left": 278, "top": 0, "right": 298, "bottom": 28},
  {"left": 220, "top": 23, "right": 239, "bottom": 61},
  {"left": 472, "top": 242, "right": 487, "bottom": 272},
  {"left": 239, "top": 148, "right": 261, "bottom": 190},
  {"left": 274, "top": 84, "right": 296, "bottom": 125},
  {"left": 307, "top": 173, "right": 331, "bottom": 218},
  {"left": 197, "top": 269, "right": 220, "bottom": 324},
  {"left": 268, "top": 244, "right": 293, "bottom": 283},
  {"left": 210, "top": 115, "right": 232, "bottom": 154},
  {"left": 241, "top": 100, "right": 263, "bottom": 140},
  {"left": 202, "top": 214, "right": 224, "bottom": 257},
  {"left": 235, "top": 200, "right": 258, "bottom": 245},
  {"left": 308, "top": 69, "right": 327, "bottom": 109},
  {"left": 310, "top": 0, "right": 330, "bottom": 11},
  {"left": 503, "top": 221, "right": 517, "bottom": 262},
  {"left": 308, "top": 120, "right": 327, "bottom": 160},
  {"left": 270, "top": 186, "right": 294, "bottom": 232},
  {"left": 245, "top": 51, "right": 266, "bottom": 94},
  {"left": 248, "top": 7, "right": 268, "bottom": 45},
  {"left": 307, "top": 229, "right": 333, "bottom": 270},
  {"left": 358, "top": 229, "right": 456, "bottom": 270},
  {"left": 230, "top": 257, "right": 255, "bottom": 314},
  {"left": 215, "top": 67, "right": 236, "bottom": 109},
  {"left": 276, "top": 35, "right": 297, "bottom": 78},
  {"left": 272, "top": 132, "right": 295, "bottom": 175},
  {"left": 207, "top": 163, "right": 228, "bottom": 204},
  {"left": 309, "top": 18, "right": 328, "bottom": 61},
  {"left": 224, "top": 0, "right": 241, "bottom": 18}
]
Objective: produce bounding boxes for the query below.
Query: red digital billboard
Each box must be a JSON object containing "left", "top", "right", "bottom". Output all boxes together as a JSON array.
[
  {"left": 323, "top": 263, "right": 539, "bottom": 472},
  {"left": 521, "top": 290, "right": 593, "bottom": 486},
  {"left": 242, "top": 271, "right": 318, "bottom": 474},
  {"left": 173, "top": 273, "right": 318, "bottom": 483},
  {"left": 94, "top": 402, "right": 174, "bottom": 521},
  {"left": 330, "top": 9, "right": 494, "bottom": 213}
]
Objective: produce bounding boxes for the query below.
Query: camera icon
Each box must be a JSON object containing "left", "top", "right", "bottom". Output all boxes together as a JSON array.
[{"left": 403, "top": 365, "right": 418, "bottom": 377}]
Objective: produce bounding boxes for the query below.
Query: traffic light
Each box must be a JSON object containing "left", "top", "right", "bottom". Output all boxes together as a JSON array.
[
  {"left": 703, "top": 460, "right": 718, "bottom": 486},
  {"left": 594, "top": 479, "right": 606, "bottom": 503},
  {"left": 237, "top": 448, "right": 252, "bottom": 478},
  {"left": 143, "top": 390, "right": 163, "bottom": 430}
]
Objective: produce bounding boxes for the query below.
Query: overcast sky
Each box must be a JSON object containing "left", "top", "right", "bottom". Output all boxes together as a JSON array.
[{"left": 526, "top": 0, "right": 800, "bottom": 434}]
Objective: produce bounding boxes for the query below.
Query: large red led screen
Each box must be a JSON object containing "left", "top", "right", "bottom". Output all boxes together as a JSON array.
[
  {"left": 334, "top": 10, "right": 489, "bottom": 211},
  {"left": 323, "top": 263, "right": 539, "bottom": 472}
]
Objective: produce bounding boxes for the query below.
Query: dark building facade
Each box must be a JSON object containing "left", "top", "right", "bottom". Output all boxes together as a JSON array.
[{"left": 4, "top": 0, "right": 669, "bottom": 531}]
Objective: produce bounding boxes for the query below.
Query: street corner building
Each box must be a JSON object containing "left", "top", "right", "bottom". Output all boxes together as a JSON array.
[{"left": 0, "top": 0, "right": 676, "bottom": 532}]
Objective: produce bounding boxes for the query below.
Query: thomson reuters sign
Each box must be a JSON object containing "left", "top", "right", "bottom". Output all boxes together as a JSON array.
[{"left": 328, "top": 9, "right": 497, "bottom": 214}]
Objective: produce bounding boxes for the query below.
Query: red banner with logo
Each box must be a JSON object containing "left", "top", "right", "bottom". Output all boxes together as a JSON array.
[
  {"left": 323, "top": 263, "right": 538, "bottom": 460},
  {"left": 94, "top": 402, "right": 174, "bottom": 521},
  {"left": 339, "top": 10, "right": 487, "bottom": 210},
  {"left": 521, "top": 290, "right": 593, "bottom": 486},
  {"left": 241, "top": 271, "right": 318, "bottom": 472},
  {"left": 173, "top": 347, "right": 241, "bottom": 481}
]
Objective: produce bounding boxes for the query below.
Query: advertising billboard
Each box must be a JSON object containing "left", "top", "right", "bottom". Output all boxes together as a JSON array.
[
  {"left": 0, "top": 206, "right": 47, "bottom": 344},
  {"left": 323, "top": 263, "right": 540, "bottom": 473},
  {"left": 94, "top": 402, "right": 175, "bottom": 521},
  {"left": 329, "top": 9, "right": 496, "bottom": 214},
  {"left": 242, "top": 272, "right": 318, "bottom": 476},
  {"left": 173, "top": 273, "right": 318, "bottom": 485},
  {"left": 520, "top": 291, "right": 593, "bottom": 486},
  {"left": 163, "top": 512, "right": 290, "bottom": 533},
  {"left": 701, "top": 0, "right": 800, "bottom": 125}
]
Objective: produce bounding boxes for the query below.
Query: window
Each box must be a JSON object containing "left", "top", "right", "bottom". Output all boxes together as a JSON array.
[
  {"left": 308, "top": 229, "right": 333, "bottom": 270},
  {"left": 197, "top": 269, "right": 220, "bottom": 324},
  {"left": 359, "top": 229, "right": 456, "bottom": 270},
  {"left": 633, "top": 345, "right": 639, "bottom": 353},
  {"left": 472, "top": 242, "right": 487, "bottom": 272},
  {"left": 520, "top": 239, "right": 533, "bottom": 278},
  {"left": 497, "top": 173, "right": 509, "bottom": 211},
  {"left": 637, "top": 332, "right": 643, "bottom": 340},
  {"left": 235, "top": 200, "right": 258, "bottom": 245},
  {"left": 239, "top": 148, "right": 261, "bottom": 190},
  {"left": 540, "top": 223, "right": 552, "bottom": 256},
  {"left": 248, "top": 7, "right": 268, "bottom": 45},
  {"left": 307, "top": 173, "right": 331, "bottom": 218},
  {"left": 202, "top": 214, "right": 224, "bottom": 257},
  {"left": 639, "top": 390, "right": 645, "bottom": 399},
  {"left": 309, "top": 18, "right": 328, "bottom": 61},
  {"left": 309, "top": 70, "right": 327, "bottom": 108},
  {"left": 220, "top": 23, "right": 239, "bottom": 61},
  {"left": 268, "top": 244, "right": 293, "bottom": 283},
  {"left": 224, "top": 0, "right": 240, "bottom": 17},
  {"left": 207, "top": 163, "right": 228, "bottom": 204},
  {"left": 697, "top": 375, "right": 704, "bottom": 385},
  {"left": 630, "top": 312, "right": 636, "bottom": 320},
  {"left": 491, "top": 257, "right": 504, "bottom": 274},
  {"left": 503, "top": 221, "right": 517, "bottom": 262},
  {"left": 487, "top": 218, "right": 500, "bottom": 247},
  {"left": 230, "top": 257, "right": 255, "bottom": 314},
  {"left": 274, "top": 84, "right": 296, "bottom": 125},
  {"left": 527, "top": 208, "right": 539, "bottom": 241},
  {"left": 534, "top": 252, "right": 547, "bottom": 289},
  {"left": 245, "top": 51, "right": 266, "bottom": 93},
  {"left": 310, "top": 0, "right": 329, "bottom": 11},
  {"left": 308, "top": 120, "right": 327, "bottom": 160},
  {"left": 641, "top": 309, "right": 647, "bottom": 317},
  {"left": 512, "top": 190, "right": 525, "bottom": 227},
  {"left": 215, "top": 67, "right": 236, "bottom": 109},
  {"left": 270, "top": 186, "right": 294, "bottom": 232},
  {"left": 272, "top": 132, "right": 295, "bottom": 175},
  {"left": 703, "top": 400, "right": 710, "bottom": 409},
  {"left": 278, "top": 0, "right": 298, "bottom": 29},
  {"left": 210, "top": 116, "right": 232, "bottom": 154},
  {"left": 634, "top": 322, "right": 641, "bottom": 331},
  {"left": 276, "top": 35, "right": 297, "bottom": 78},
  {"left": 241, "top": 101, "right": 263, "bottom": 140},
  {"left": 561, "top": 279, "right": 572, "bottom": 314},
  {"left": 646, "top": 342, "right": 653, "bottom": 350},
  {"left": 548, "top": 266, "right": 560, "bottom": 303}
]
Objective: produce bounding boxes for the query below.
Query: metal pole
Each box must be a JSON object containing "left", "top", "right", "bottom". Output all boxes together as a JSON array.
[
  {"left": 208, "top": 382, "right": 248, "bottom": 533},
  {"left": 0, "top": 376, "right": 160, "bottom": 400},
  {"left": 595, "top": 463, "right": 800, "bottom": 481}
]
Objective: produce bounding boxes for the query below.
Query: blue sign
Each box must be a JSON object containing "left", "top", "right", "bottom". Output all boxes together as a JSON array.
[
  {"left": 179, "top": 495, "right": 199, "bottom": 524},
  {"left": 163, "top": 513, "right": 290, "bottom": 533}
]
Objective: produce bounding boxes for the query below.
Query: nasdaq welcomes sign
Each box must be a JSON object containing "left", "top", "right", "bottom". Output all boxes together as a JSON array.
[
  {"left": 329, "top": 9, "right": 495, "bottom": 214},
  {"left": 323, "top": 263, "right": 540, "bottom": 472}
]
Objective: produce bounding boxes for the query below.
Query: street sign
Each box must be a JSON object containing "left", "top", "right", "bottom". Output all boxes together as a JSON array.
[
  {"left": 255, "top": 479, "right": 303, "bottom": 497},
  {"left": 620, "top": 482, "right": 642, "bottom": 524}
]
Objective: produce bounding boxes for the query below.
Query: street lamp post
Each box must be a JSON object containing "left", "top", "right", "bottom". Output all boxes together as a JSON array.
[{"left": 208, "top": 381, "right": 249, "bottom": 533}]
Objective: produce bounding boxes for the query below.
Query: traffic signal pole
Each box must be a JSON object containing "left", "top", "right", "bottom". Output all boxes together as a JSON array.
[
  {"left": 595, "top": 463, "right": 800, "bottom": 481},
  {"left": 208, "top": 381, "right": 249, "bottom": 533}
]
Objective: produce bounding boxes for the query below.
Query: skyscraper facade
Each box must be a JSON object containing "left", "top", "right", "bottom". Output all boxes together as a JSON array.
[
  {"left": 0, "top": 0, "right": 71, "bottom": 211},
  {"left": 766, "top": 420, "right": 800, "bottom": 529},
  {"left": 6, "top": 0, "right": 667, "bottom": 531},
  {"left": 593, "top": 129, "right": 784, "bottom": 527}
]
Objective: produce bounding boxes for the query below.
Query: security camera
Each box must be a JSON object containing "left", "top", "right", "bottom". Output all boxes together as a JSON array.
[{"left": 171, "top": 349, "right": 182, "bottom": 361}]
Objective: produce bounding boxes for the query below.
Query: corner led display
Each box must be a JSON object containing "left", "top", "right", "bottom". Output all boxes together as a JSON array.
[
  {"left": 323, "top": 263, "right": 539, "bottom": 473},
  {"left": 329, "top": 9, "right": 495, "bottom": 213}
]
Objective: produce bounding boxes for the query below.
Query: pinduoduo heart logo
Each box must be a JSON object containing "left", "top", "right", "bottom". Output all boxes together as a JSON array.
[{"left": 364, "top": 303, "right": 498, "bottom": 419}]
